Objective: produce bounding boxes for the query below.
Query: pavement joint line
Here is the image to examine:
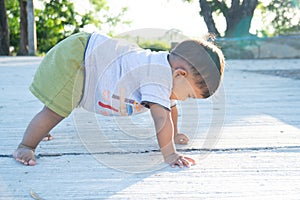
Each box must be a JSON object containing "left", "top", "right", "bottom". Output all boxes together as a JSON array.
[{"left": 2, "top": 146, "right": 300, "bottom": 158}]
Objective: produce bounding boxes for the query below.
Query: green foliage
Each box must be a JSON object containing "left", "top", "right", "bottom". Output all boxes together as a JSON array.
[
  {"left": 84, "top": 0, "right": 130, "bottom": 36},
  {"left": 89, "top": 0, "right": 108, "bottom": 11},
  {"left": 35, "top": 0, "right": 87, "bottom": 52},
  {"left": 5, "top": 0, "right": 129, "bottom": 54},
  {"left": 260, "top": 0, "right": 300, "bottom": 36},
  {"left": 104, "top": 7, "right": 131, "bottom": 36},
  {"left": 138, "top": 40, "right": 171, "bottom": 52}
]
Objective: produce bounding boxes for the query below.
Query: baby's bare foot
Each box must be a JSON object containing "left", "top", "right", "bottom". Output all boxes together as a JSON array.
[
  {"left": 174, "top": 133, "right": 189, "bottom": 145},
  {"left": 42, "top": 133, "right": 53, "bottom": 141},
  {"left": 13, "top": 144, "right": 36, "bottom": 166}
]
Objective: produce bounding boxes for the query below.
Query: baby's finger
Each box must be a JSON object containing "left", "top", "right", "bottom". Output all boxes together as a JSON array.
[
  {"left": 181, "top": 158, "right": 191, "bottom": 168},
  {"left": 172, "top": 159, "right": 183, "bottom": 168},
  {"left": 177, "top": 160, "right": 184, "bottom": 168},
  {"left": 184, "top": 157, "right": 196, "bottom": 165}
]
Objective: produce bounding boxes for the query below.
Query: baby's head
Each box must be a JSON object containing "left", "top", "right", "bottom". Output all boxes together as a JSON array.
[{"left": 168, "top": 39, "right": 225, "bottom": 100}]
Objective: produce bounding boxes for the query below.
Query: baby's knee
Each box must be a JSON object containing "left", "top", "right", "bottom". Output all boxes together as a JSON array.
[{"left": 42, "top": 106, "right": 64, "bottom": 120}]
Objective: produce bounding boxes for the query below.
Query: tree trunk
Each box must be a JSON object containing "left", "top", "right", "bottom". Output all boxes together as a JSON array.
[
  {"left": 0, "top": 0, "right": 10, "bottom": 55},
  {"left": 18, "top": 0, "right": 28, "bottom": 55},
  {"left": 199, "top": 0, "right": 220, "bottom": 36},
  {"left": 225, "top": 0, "right": 258, "bottom": 37},
  {"left": 27, "top": 0, "right": 37, "bottom": 56}
]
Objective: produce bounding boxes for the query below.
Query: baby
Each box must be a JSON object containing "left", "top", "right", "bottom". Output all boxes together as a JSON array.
[{"left": 13, "top": 32, "right": 225, "bottom": 168}]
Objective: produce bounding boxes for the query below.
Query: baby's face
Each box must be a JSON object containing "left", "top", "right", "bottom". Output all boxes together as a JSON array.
[{"left": 168, "top": 54, "right": 203, "bottom": 100}]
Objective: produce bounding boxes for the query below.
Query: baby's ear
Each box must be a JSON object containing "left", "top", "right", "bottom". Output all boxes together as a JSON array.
[{"left": 173, "top": 69, "right": 188, "bottom": 78}]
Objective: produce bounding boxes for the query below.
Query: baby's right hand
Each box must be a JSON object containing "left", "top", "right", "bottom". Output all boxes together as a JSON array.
[
  {"left": 13, "top": 144, "right": 36, "bottom": 166},
  {"left": 170, "top": 155, "right": 196, "bottom": 168},
  {"left": 164, "top": 152, "right": 196, "bottom": 168}
]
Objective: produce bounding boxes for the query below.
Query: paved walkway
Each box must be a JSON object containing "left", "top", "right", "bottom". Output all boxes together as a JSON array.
[{"left": 0, "top": 57, "right": 300, "bottom": 199}]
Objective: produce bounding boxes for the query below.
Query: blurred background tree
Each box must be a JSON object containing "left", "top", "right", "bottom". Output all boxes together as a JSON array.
[
  {"left": 2, "top": 0, "right": 299, "bottom": 55},
  {"left": 258, "top": 0, "right": 300, "bottom": 36},
  {"left": 138, "top": 40, "right": 171, "bottom": 52},
  {"left": 4, "top": 0, "right": 19, "bottom": 54},
  {"left": 4, "top": 0, "right": 129, "bottom": 54},
  {"left": 18, "top": 0, "right": 28, "bottom": 55},
  {"left": 0, "top": 0, "right": 9, "bottom": 55},
  {"left": 35, "top": 0, "right": 89, "bottom": 53},
  {"left": 200, "top": 0, "right": 258, "bottom": 37},
  {"left": 195, "top": 0, "right": 299, "bottom": 37}
]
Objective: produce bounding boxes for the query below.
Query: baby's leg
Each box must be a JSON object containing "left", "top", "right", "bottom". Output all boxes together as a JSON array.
[{"left": 13, "top": 106, "right": 64, "bottom": 165}]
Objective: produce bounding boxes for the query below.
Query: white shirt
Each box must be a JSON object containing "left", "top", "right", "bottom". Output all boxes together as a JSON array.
[{"left": 79, "top": 32, "right": 173, "bottom": 116}]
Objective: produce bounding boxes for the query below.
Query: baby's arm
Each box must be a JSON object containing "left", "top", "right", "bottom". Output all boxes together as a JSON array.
[
  {"left": 171, "top": 105, "right": 190, "bottom": 145},
  {"left": 149, "top": 103, "right": 195, "bottom": 168}
]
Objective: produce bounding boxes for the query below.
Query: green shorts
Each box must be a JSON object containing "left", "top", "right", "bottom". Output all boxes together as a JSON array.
[{"left": 30, "top": 32, "right": 90, "bottom": 117}]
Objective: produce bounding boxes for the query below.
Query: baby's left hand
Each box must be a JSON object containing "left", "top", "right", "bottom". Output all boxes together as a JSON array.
[{"left": 174, "top": 133, "right": 189, "bottom": 145}]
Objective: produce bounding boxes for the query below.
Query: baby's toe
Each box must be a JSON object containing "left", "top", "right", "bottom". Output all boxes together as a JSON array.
[
  {"left": 14, "top": 156, "right": 26, "bottom": 165},
  {"left": 28, "top": 159, "right": 36, "bottom": 166}
]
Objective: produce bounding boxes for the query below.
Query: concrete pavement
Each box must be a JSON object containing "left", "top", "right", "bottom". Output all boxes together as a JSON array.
[{"left": 0, "top": 57, "right": 300, "bottom": 199}]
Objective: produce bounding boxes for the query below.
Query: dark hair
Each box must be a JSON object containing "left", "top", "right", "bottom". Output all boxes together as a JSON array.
[{"left": 170, "top": 39, "right": 225, "bottom": 98}]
